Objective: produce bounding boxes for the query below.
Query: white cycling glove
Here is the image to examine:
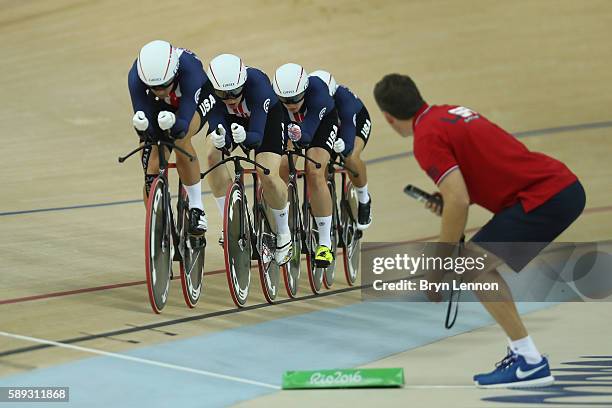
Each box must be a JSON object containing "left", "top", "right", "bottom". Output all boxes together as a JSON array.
[
  {"left": 333, "top": 138, "right": 345, "bottom": 154},
  {"left": 231, "top": 123, "right": 247, "bottom": 144},
  {"left": 157, "top": 111, "right": 176, "bottom": 131},
  {"left": 211, "top": 124, "right": 227, "bottom": 149},
  {"left": 132, "top": 111, "right": 149, "bottom": 132}
]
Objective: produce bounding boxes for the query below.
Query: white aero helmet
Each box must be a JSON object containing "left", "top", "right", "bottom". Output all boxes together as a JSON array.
[
  {"left": 137, "top": 40, "right": 179, "bottom": 87},
  {"left": 309, "top": 70, "right": 338, "bottom": 96},
  {"left": 273, "top": 63, "right": 309, "bottom": 104},
  {"left": 207, "top": 54, "right": 248, "bottom": 99}
]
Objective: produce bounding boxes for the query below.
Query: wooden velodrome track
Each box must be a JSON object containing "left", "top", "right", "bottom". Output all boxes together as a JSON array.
[{"left": 1, "top": 0, "right": 611, "bottom": 406}]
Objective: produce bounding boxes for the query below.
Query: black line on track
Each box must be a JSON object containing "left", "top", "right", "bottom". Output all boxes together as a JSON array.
[{"left": 0, "top": 284, "right": 365, "bottom": 357}]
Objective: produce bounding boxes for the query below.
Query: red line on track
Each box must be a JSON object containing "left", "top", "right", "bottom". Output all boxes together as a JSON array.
[
  {"left": 0, "top": 269, "right": 225, "bottom": 306},
  {"left": 1, "top": 205, "right": 610, "bottom": 306}
]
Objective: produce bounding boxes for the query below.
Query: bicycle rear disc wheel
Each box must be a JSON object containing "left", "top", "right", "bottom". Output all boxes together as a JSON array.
[
  {"left": 342, "top": 181, "right": 361, "bottom": 285},
  {"left": 223, "top": 182, "right": 252, "bottom": 307},
  {"left": 178, "top": 185, "right": 206, "bottom": 308},
  {"left": 283, "top": 181, "right": 301, "bottom": 298},
  {"left": 256, "top": 186, "right": 280, "bottom": 303},
  {"left": 144, "top": 177, "right": 172, "bottom": 313}
]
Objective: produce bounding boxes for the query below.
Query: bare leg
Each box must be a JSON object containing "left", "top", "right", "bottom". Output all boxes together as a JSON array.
[
  {"left": 256, "top": 152, "right": 287, "bottom": 209},
  {"left": 306, "top": 147, "right": 333, "bottom": 251},
  {"left": 306, "top": 147, "right": 332, "bottom": 217},
  {"left": 344, "top": 138, "right": 367, "bottom": 188},
  {"left": 141, "top": 144, "right": 170, "bottom": 205},
  {"left": 279, "top": 154, "right": 289, "bottom": 184},
  {"left": 257, "top": 152, "right": 291, "bottom": 263},
  {"left": 203, "top": 135, "right": 232, "bottom": 198},
  {"left": 472, "top": 269, "right": 529, "bottom": 340},
  {"left": 174, "top": 114, "right": 202, "bottom": 187}
]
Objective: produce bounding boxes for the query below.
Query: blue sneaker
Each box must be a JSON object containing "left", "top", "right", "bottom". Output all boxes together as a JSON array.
[{"left": 474, "top": 348, "right": 555, "bottom": 388}]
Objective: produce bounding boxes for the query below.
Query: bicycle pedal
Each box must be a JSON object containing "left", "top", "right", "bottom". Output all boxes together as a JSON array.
[
  {"left": 314, "top": 259, "right": 331, "bottom": 269},
  {"left": 259, "top": 244, "right": 274, "bottom": 264}
]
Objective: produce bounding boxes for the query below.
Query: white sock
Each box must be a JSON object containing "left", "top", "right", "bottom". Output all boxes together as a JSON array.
[
  {"left": 355, "top": 184, "right": 369, "bottom": 204},
  {"left": 509, "top": 336, "right": 542, "bottom": 364},
  {"left": 271, "top": 203, "right": 290, "bottom": 235},
  {"left": 214, "top": 195, "right": 226, "bottom": 217},
  {"left": 185, "top": 182, "right": 203, "bottom": 210},
  {"left": 315, "top": 216, "right": 332, "bottom": 248}
]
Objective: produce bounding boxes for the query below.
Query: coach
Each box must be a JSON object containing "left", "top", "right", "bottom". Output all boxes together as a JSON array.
[{"left": 373, "top": 74, "right": 585, "bottom": 388}]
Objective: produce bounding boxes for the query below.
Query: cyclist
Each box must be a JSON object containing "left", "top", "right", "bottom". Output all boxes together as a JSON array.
[
  {"left": 205, "top": 54, "right": 292, "bottom": 265},
  {"left": 128, "top": 40, "right": 216, "bottom": 237},
  {"left": 273, "top": 63, "right": 339, "bottom": 268},
  {"left": 310, "top": 70, "right": 373, "bottom": 230}
]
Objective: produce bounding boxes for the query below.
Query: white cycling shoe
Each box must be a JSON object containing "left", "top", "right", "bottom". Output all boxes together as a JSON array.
[{"left": 274, "top": 232, "right": 293, "bottom": 265}]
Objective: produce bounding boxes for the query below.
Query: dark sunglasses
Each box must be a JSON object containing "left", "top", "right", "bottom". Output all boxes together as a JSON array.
[
  {"left": 149, "top": 77, "right": 175, "bottom": 91},
  {"left": 214, "top": 86, "right": 245, "bottom": 100},
  {"left": 278, "top": 92, "right": 305, "bottom": 105}
]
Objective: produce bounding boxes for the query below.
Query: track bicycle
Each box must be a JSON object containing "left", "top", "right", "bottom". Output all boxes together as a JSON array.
[
  {"left": 118, "top": 135, "right": 206, "bottom": 313},
  {"left": 201, "top": 148, "right": 281, "bottom": 306}
]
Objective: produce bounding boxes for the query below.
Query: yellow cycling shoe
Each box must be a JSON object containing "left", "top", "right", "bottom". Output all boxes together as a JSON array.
[{"left": 314, "top": 245, "right": 334, "bottom": 268}]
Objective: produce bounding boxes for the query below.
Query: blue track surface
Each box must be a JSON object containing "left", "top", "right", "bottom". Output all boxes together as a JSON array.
[{"left": 0, "top": 301, "right": 553, "bottom": 407}]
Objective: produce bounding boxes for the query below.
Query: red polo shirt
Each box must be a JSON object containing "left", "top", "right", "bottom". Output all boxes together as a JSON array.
[{"left": 412, "top": 104, "right": 577, "bottom": 213}]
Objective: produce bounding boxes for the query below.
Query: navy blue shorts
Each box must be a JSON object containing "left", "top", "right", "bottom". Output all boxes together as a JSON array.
[
  {"left": 355, "top": 106, "right": 372, "bottom": 145},
  {"left": 471, "top": 180, "right": 586, "bottom": 271}
]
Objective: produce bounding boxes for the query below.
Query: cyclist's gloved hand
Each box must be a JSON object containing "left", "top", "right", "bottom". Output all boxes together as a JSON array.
[
  {"left": 132, "top": 111, "right": 149, "bottom": 132},
  {"left": 231, "top": 123, "right": 247, "bottom": 144},
  {"left": 158, "top": 111, "right": 176, "bottom": 131},
  {"left": 333, "top": 138, "right": 345, "bottom": 154},
  {"left": 287, "top": 123, "right": 302, "bottom": 143},
  {"left": 212, "top": 124, "right": 227, "bottom": 149}
]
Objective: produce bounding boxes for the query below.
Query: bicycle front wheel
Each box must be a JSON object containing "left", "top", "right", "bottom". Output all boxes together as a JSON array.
[
  {"left": 341, "top": 181, "right": 362, "bottom": 285},
  {"left": 305, "top": 203, "right": 325, "bottom": 295},
  {"left": 144, "top": 177, "right": 173, "bottom": 313},
  {"left": 283, "top": 181, "right": 301, "bottom": 298},
  {"left": 255, "top": 185, "right": 280, "bottom": 304},
  {"left": 178, "top": 185, "right": 206, "bottom": 308},
  {"left": 223, "top": 182, "right": 252, "bottom": 307}
]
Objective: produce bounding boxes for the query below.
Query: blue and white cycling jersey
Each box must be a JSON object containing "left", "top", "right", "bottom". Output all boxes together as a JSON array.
[
  {"left": 333, "top": 85, "right": 365, "bottom": 155},
  {"left": 207, "top": 67, "right": 279, "bottom": 149},
  {"left": 128, "top": 48, "right": 215, "bottom": 138},
  {"left": 283, "top": 75, "right": 335, "bottom": 146}
]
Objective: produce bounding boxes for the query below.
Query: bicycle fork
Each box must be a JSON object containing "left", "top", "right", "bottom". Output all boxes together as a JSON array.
[{"left": 160, "top": 174, "right": 182, "bottom": 263}]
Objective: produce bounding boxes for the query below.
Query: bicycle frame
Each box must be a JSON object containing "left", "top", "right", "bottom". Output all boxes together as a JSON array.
[
  {"left": 156, "top": 146, "right": 179, "bottom": 258},
  {"left": 328, "top": 156, "right": 360, "bottom": 248},
  {"left": 201, "top": 148, "right": 272, "bottom": 306},
  {"left": 119, "top": 137, "right": 196, "bottom": 261},
  {"left": 201, "top": 150, "right": 270, "bottom": 254},
  {"left": 118, "top": 134, "right": 204, "bottom": 312},
  {"left": 286, "top": 148, "right": 322, "bottom": 250}
]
